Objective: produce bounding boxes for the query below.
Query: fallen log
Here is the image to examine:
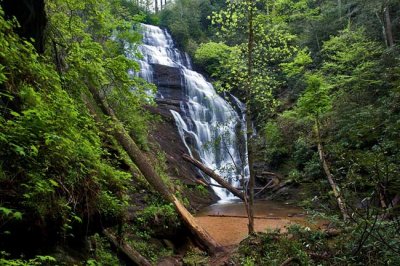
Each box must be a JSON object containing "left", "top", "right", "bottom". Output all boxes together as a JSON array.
[
  {"left": 194, "top": 179, "right": 245, "bottom": 191},
  {"left": 280, "top": 257, "right": 301, "bottom": 266},
  {"left": 271, "top": 180, "right": 293, "bottom": 193},
  {"left": 86, "top": 89, "right": 223, "bottom": 255},
  {"left": 103, "top": 229, "right": 152, "bottom": 266},
  {"left": 182, "top": 154, "right": 245, "bottom": 201},
  {"left": 309, "top": 252, "right": 331, "bottom": 260},
  {"left": 194, "top": 178, "right": 211, "bottom": 187},
  {"left": 324, "top": 229, "right": 342, "bottom": 237},
  {"left": 261, "top": 171, "right": 283, "bottom": 179},
  {"left": 254, "top": 180, "right": 275, "bottom": 197}
]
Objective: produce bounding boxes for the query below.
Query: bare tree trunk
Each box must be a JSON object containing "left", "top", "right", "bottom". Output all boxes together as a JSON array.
[
  {"left": 315, "top": 119, "right": 349, "bottom": 221},
  {"left": 87, "top": 88, "right": 222, "bottom": 254},
  {"left": 376, "top": 11, "right": 389, "bottom": 47},
  {"left": 384, "top": 5, "right": 394, "bottom": 47},
  {"left": 103, "top": 229, "right": 152, "bottom": 266},
  {"left": 246, "top": 0, "right": 255, "bottom": 235},
  {"left": 183, "top": 154, "right": 245, "bottom": 200},
  {"left": 391, "top": 194, "right": 400, "bottom": 207},
  {"left": 155, "top": 0, "right": 158, "bottom": 13}
]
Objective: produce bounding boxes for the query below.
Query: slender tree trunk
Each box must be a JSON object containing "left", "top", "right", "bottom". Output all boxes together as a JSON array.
[
  {"left": 246, "top": 0, "right": 255, "bottom": 235},
  {"left": 315, "top": 119, "right": 349, "bottom": 221},
  {"left": 378, "top": 189, "right": 387, "bottom": 209},
  {"left": 86, "top": 87, "right": 223, "bottom": 254},
  {"left": 155, "top": 0, "right": 158, "bottom": 13},
  {"left": 384, "top": 4, "right": 394, "bottom": 47},
  {"left": 376, "top": 11, "right": 389, "bottom": 47},
  {"left": 183, "top": 154, "right": 245, "bottom": 200}
]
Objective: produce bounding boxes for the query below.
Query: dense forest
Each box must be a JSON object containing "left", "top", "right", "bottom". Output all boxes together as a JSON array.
[{"left": 0, "top": 0, "right": 399, "bottom": 265}]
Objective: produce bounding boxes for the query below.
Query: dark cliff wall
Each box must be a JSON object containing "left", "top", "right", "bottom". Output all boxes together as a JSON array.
[{"left": 1, "top": 0, "right": 47, "bottom": 53}]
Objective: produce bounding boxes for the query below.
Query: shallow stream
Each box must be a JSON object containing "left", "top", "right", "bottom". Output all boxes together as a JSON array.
[{"left": 196, "top": 200, "right": 310, "bottom": 246}]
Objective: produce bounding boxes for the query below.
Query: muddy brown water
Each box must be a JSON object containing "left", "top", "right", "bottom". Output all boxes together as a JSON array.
[{"left": 196, "top": 200, "right": 312, "bottom": 246}]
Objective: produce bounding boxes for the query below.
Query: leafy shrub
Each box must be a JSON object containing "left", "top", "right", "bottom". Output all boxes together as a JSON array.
[
  {"left": 0, "top": 252, "right": 56, "bottom": 266},
  {"left": 86, "top": 234, "right": 119, "bottom": 266},
  {"left": 194, "top": 42, "right": 232, "bottom": 74}
]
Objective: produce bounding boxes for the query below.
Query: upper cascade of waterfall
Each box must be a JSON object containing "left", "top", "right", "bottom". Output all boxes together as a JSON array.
[
  {"left": 138, "top": 24, "right": 191, "bottom": 70},
  {"left": 137, "top": 24, "right": 248, "bottom": 202}
]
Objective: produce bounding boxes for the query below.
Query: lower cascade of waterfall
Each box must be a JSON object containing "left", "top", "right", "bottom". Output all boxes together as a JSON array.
[{"left": 136, "top": 24, "right": 248, "bottom": 202}]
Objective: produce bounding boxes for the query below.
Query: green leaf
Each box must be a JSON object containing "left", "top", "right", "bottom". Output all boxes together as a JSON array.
[
  {"left": 49, "top": 179, "right": 59, "bottom": 187},
  {"left": 0, "top": 207, "right": 12, "bottom": 216},
  {"left": 13, "top": 212, "right": 23, "bottom": 220}
]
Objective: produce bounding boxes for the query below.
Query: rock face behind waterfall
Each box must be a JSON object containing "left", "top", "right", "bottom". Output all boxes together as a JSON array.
[
  {"left": 137, "top": 24, "right": 248, "bottom": 202},
  {"left": 143, "top": 63, "right": 219, "bottom": 208},
  {"left": 136, "top": 27, "right": 218, "bottom": 208}
]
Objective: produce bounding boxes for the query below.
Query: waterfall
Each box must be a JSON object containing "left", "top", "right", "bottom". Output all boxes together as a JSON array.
[{"left": 137, "top": 24, "right": 248, "bottom": 202}]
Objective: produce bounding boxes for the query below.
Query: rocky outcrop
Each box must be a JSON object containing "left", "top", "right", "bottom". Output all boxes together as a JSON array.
[
  {"left": 146, "top": 104, "right": 219, "bottom": 209},
  {"left": 153, "top": 64, "right": 184, "bottom": 101}
]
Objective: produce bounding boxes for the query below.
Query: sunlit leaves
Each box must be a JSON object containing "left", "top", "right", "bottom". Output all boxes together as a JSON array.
[
  {"left": 281, "top": 48, "right": 312, "bottom": 77},
  {"left": 209, "top": 0, "right": 298, "bottom": 121},
  {"left": 321, "top": 28, "right": 384, "bottom": 92},
  {"left": 194, "top": 42, "right": 232, "bottom": 74},
  {"left": 297, "top": 73, "right": 331, "bottom": 118}
]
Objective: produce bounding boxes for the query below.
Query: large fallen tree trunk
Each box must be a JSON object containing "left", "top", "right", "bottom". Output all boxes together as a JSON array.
[
  {"left": 87, "top": 88, "right": 223, "bottom": 255},
  {"left": 103, "top": 229, "right": 152, "bottom": 266},
  {"left": 182, "top": 154, "right": 245, "bottom": 201}
]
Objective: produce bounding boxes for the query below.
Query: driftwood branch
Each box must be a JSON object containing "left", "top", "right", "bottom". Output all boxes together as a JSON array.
[
  {"left": 183, "top": 154, "right": 245, "bottom": 201},
  {"left": 103, "top": 229, "right": 152, "bottom": 266}
]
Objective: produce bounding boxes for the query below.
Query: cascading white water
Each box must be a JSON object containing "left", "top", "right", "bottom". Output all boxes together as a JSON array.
[{"left": 137, "top": 24, "right": 248, "bottom": 201}]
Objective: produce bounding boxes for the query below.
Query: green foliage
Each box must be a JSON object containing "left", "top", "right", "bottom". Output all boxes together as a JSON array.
[
  {"left": 195, "top": 184, "right": 208, "bottom": 197},
  {"left": 183, "top": 248, "right": 209, "bottom": 266},
  {"left": 236, "top": 221, "right": 400, "bottom": 265},
  {"left": 206, "top": 0, "right": 399, "bottom": 239},
  {"left": 263, "top": 121, "right": 287, "bottom": 166},
  {"left": 0, "top": 252, "right": 56, "bottom": 266},
  {"left": 123, "top": 224, "right": 173, "bottom": 263},
  {"left": 321, "top": 28, "right": 384, "bottom": 92},
  {"left": 281, "top": 48, "right": 312, "bottom": 78},
  {"left": 138, "top": 203, "right": 179, "bottom": 230},
  {"left": 235, "top": 230, "right": 311, "bottom": 265},
  {"left": 159, "top": 0, "right": 218, "bottom": 54},
  {"left": 297, "top": 73, "right": 331, "bottom": 118},
  {"left": 194, "top": 42, "right": 232, "bottom": 74},
  {"left": 210, "top": 0, "right": 299, "bottom": 121},
  {"left": 0, "top": 0, "right": 153, "bottom": 254},
  {"left": 0, "top": 207, "right": 22, "bottom": 221},
  {"left": 86, "top": 234, "right": 119, "bottom": 266}
]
